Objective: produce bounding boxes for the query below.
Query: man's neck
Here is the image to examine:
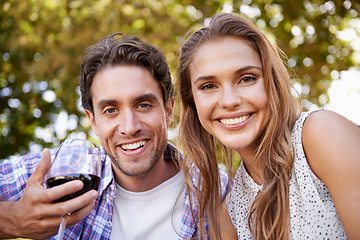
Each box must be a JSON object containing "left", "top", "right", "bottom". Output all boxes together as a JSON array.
[{"left": 112, "top": 159, "right": 179, "bottom": 192}]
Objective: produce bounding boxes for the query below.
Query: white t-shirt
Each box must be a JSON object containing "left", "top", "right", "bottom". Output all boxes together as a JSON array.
[{"left": 110, "top": 171, "right": 186, "bottom": 240}]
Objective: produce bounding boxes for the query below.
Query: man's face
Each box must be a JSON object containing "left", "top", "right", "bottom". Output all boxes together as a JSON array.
[{"left": 86, "top": 65, "right": 174, "bottom": 184}]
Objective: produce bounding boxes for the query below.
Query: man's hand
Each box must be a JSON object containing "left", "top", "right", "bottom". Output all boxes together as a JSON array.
[{"left": 0, "top": 149, "right": 98, "bottom": 239}]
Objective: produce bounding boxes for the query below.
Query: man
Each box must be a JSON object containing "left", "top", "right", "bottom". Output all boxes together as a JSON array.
[{"left": 0, "top": 33, "right": 229, "bottom": 239}]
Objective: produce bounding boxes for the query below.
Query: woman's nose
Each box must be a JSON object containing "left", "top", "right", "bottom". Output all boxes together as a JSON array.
[{"left": 218, "top": 86, "right": 241, "bottom": 109}]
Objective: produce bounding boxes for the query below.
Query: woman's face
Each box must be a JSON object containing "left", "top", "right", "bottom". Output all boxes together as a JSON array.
[{"left": 189, "top": 36, "right": 271, "bottom": 155}]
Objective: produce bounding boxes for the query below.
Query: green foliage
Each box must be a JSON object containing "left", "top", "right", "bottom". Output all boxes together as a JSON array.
[{"left": 1, "top": 0, "right": 359, "bottom": 160}]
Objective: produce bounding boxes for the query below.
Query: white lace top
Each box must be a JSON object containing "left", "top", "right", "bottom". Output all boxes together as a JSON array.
[{"left": 226, "top": 111, "right": 347, "bottom": 239}]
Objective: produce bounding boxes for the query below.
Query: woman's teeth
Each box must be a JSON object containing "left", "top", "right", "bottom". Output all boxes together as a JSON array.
[
  {"left": 121, "top": 140, "right": 146, "bottom": 150},
  {"left": 220, "top": 115, "right": 250, "bottom": 125}
]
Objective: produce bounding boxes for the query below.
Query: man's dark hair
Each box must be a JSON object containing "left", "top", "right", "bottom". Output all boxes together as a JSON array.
[{"left": 79, "top": 33, "right": 174, "bottom": 112}]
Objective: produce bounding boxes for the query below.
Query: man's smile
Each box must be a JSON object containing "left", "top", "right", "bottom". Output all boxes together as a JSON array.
[{"left": 120, "top": 140, "right": 147, "bottom": 150}]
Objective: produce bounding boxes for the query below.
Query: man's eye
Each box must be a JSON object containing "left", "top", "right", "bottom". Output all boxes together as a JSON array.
[
  {"left": 139, "top": 103, "right": 151, "bottom": 109},
  {"left": 104, "top": 108, "right": 116, "bottom": 114}
]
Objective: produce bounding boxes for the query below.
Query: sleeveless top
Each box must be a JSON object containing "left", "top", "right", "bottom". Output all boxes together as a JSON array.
[{"left": 226, "top": 111, "right": 347, "bottom": 239}]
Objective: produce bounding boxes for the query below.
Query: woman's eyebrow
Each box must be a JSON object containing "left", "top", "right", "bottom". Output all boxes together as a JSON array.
[
  {"left": 194, "top": 65, "right": 262, "bottom": 84},
  {"left": 234, "top": 65, "right": 262, "bottom": 75},
  {"left": 193, "top": 75, "right": 216, "bottom": 84}
]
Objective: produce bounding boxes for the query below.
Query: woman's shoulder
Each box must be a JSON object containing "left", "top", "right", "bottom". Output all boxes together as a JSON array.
[
  {"left": 301, "top": 109, "right": 358, "bottom": 145},
  {"left": 294, "top": 109, "right": 356, "bottom": 137},
  {"left": 301, "top": 109, "right": 360, "bottom": 183},
  {"left": 303, "top": 109, "right": 347, "bottom": 126}
]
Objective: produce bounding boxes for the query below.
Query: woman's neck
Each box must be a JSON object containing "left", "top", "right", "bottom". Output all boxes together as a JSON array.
[{"left": 238, "top": 149, "right": 263, "bottom": 185}]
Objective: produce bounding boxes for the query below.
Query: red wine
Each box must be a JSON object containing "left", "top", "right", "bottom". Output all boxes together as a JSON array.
[{"left": 46, "top": 174, "right": 100, "bottom": 203}]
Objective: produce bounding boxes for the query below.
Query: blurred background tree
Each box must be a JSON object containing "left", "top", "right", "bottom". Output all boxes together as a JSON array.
[{"left": 1, "top": 0, "right": 359, "bottom": 161}]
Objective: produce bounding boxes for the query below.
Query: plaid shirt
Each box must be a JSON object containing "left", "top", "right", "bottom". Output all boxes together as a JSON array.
[{"left": 0, "top": 142, "right": 229, "bottom": 239}]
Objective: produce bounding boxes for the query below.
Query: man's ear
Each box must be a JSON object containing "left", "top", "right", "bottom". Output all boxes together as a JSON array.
[
  {"left": 85, "top": 109, "right": 99, "bottom": 136},
  {"left": 165, "top": 97, "right": 175, "bottom": 128}
]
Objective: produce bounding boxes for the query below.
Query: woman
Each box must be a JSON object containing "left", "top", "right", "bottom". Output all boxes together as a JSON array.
[{"left": 177, "top": 13, "right": 360, "bottom": 239}]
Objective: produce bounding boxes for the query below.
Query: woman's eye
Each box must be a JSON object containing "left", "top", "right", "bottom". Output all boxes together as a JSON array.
[
  {"left": 200, "top": 83, "right": 216, "bottom": 90},
  {"left": 240, "top": 76, "right": 256, "bottom": 83}
]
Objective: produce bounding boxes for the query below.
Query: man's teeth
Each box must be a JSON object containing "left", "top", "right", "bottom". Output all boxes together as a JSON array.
[
  {"left": 220, "top": 115, "right": 250, "bottom": 125},
  {"left": 121, "top": 140, "right": 146, "bottom": 150}
]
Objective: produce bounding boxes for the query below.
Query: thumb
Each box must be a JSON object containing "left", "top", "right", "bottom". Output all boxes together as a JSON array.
[{"left": 29, "top": 148, "right": 52, "bottom": 185}]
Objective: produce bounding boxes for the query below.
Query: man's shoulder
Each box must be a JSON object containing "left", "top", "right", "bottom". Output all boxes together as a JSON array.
[
  {"left": 218, "top": 166, "right": 231, "bottom": 199},
  {"left": 218, "top": 165, "right": 229, "bottom": 178},
  {"left": 163, "top": 142, "right": 231, "bottom": 198}
]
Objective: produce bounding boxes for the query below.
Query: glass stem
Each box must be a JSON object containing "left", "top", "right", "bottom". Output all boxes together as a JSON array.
[{"left": 57, "top": 213, "right": 69, "bottom": 240}]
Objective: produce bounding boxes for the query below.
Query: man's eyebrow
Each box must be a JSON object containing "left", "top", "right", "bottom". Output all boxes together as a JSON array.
[
  {"left": 194, "top": 65, "right": 262, "bottom": 84},
  {"left": 135, "top": 93, "right": 158, "bottom": 103},
  {"left": 96, "top": 99, "right": 118, "bottom": 109},
  {"left": 95, "top": 94, "right": 160, "bottom": 109}
]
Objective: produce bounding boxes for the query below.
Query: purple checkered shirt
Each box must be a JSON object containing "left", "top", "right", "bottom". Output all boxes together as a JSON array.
[{"left": 0, "top": 142, "right": 229, "bottom": 239}]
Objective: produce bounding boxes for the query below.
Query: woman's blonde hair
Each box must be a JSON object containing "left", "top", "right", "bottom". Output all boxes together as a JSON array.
[{"left": 177, "top": 13, "right": 301, "bottom": 239}]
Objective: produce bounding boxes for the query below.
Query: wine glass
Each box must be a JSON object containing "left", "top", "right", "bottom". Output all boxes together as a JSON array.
[{"left": 45, "top": 138, "right": 101, "bottom": 240}]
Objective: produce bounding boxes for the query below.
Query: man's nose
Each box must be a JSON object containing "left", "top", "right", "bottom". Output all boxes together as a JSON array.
[{"left": 117, "top": 109, "right": 141, "bottom": 136}]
